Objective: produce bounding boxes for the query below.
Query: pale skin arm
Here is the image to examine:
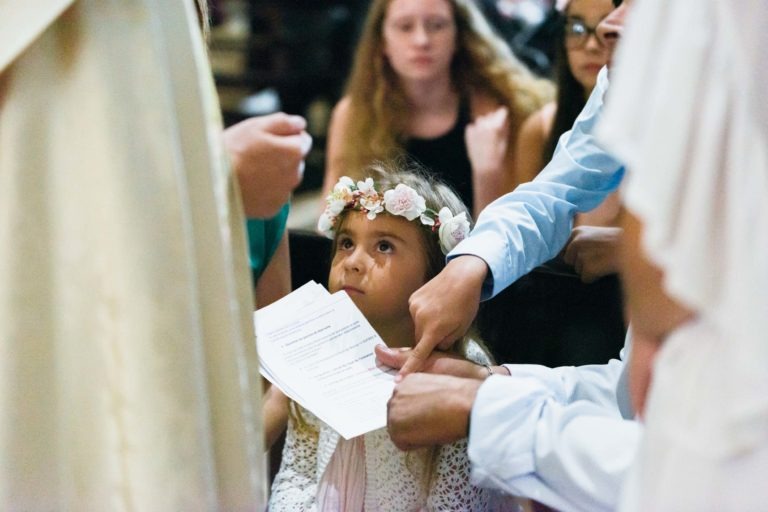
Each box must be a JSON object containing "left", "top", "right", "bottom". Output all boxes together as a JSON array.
[
  {"left": 319, "top": 97, "right": 353, "bottom": 212},
  {"left": 254, "top": 232, "right": 292, "bottom": 448},
  {"left": 262, "top": 383, "right": 290, "bottom": 450},
  {"left": 514, "top": 104, "right": 553, "bottom": 185},
  {"left": 223, "top": 113, "right": 312, "bottom": 219},
  {"left": 401, "top": 255, "right": 489, "bottom": 376},
  {"left": 620, "top": 210, "right": 694, "bottom": 414},
  {"left": 466, "top": 105, "right": 512, "bottom": 216},
  {"left": 465, "top": 93, "right": 520, "bottom": 216},
  {"left": 254, "top": 231, "right": 291, "bottom": 309}
]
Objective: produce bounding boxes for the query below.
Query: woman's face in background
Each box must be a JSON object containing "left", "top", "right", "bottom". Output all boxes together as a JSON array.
[
  {"left": 382, "top": 0, "right": 457, "bottom": 85},
  {"left": 564, "top": 0, "right": 613, "bottom": 93}
]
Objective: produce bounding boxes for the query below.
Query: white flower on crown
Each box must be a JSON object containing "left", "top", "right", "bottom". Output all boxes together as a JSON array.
[
  {"left": 357, "top": 178, "right": 384, "bottom": 219},
  {"left": 335, "top": 176, "right": 355, "bottom": 191},
  {"left": 437, "top": 207, "right": 470, "bottom": 254},
  {"left": 383, "top": 184, "right": 427, "bottom": 221},
  {"left": 317, "top": 210, "right": 336, "bottom": 238},
  {"left": 327, "top": 176, "right": 355, "bottom": 216}
]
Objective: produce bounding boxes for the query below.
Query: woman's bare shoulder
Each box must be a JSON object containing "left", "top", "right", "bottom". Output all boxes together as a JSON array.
[
  {"left": 524, "top": 101, "right": 556, "bottom": 138},
  {"left": 331, "top": 96, "right": 353, "bottom": 123}
]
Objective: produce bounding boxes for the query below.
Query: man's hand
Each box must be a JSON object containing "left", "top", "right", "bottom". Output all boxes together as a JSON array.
[
  {"left": 387, "top": 373, "right": 482, "bottom": 450},
  {"left": 375, "top": 344, "right": 508, "bottom": 380},
  {"left": 563, "top": 226, "right": 622, "bottom": 283},
  {"left": 223, "top": 113, "right": 312, "bottom": 218},
  {"left": 375, "top": 345, "right": 486, "bottom": 380},
  {"left": 401, "top": 256, "right": 488, "bottom": 377}
]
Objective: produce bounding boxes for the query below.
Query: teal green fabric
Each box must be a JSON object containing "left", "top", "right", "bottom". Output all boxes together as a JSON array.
[{"left": 247, "top": 203, "right": 290, "bottom": 282}]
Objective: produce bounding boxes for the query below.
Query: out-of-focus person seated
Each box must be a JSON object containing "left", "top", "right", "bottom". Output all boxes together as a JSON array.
[
  {"left": 515, "top": 0, "right": 621, "bottom": 285},
  {"left": 320, "top": 0, "right": 553, "bottom": 219},
  {"left": 515, "top": 0, "right": 617, "bottom": 228}
]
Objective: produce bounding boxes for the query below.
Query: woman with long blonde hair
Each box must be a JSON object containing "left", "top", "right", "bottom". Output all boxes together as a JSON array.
[{"left": 321, "top": 0, "right": 552, "bottom": 218}]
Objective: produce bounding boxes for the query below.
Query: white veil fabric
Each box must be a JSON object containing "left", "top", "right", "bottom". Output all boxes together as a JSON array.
[
  {"left": 598, "top": 0, "right": 768, "bottom": 509},
  {"left": 0, "top": 1, "right": 266, "bottom": 509}
]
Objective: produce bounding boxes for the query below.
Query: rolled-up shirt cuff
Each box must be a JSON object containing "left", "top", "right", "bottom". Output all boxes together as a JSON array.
[{"left": 448, "top": 231, "right": 512, "bottom": 300}]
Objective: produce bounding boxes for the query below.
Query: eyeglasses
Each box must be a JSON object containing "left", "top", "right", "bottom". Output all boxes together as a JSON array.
[{"left": 564, "top": 18, "right": 603, "bottom": 49}]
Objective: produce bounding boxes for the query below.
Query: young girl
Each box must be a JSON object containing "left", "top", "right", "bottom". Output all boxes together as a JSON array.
[{"left": 269, "top": 163, "right": 503, "bottom": 511}]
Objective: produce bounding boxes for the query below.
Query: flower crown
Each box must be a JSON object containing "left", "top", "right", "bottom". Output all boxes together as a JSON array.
[{"left": 318, "top": 176, "right": 471, "bottom": 255}]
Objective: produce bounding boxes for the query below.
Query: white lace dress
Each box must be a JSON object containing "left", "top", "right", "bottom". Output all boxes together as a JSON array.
[{"left": 269, "top": 342, "right": 502, "bottom": 511}]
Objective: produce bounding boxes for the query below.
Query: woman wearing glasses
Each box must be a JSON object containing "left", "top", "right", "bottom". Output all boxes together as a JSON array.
[{"left": 515, "top": 0, "right": 618, "bottom": 227}]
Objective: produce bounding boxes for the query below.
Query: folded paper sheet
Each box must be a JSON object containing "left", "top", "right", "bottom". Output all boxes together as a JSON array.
[{"left": 255, "top": 282, "right": 397, "bottom": 439}]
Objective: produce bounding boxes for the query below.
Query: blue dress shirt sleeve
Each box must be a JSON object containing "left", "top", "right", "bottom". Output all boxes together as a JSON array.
[{"left": 449, "top": 68, "right": 625, "bottom": 299}]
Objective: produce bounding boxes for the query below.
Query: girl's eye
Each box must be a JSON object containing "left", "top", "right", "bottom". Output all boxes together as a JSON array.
[
  {"left": 338, "top": 237, "right": 354, "bottom": 250},
  {"left": 377, "top": 240, "right": 393, "bottom": 253}
]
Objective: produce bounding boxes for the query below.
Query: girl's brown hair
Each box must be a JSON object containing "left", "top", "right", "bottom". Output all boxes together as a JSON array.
[{"left": 339, "top": 0, "right": 553, "bottom": 176}]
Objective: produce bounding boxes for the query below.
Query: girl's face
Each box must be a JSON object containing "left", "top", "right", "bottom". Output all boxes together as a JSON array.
[
  {"left": 564, "top": 0, "right": 613, "bottom": 92},
  {"left": 382, "top": 0, "right": 457, "bottom": 85},
  {"left": 328, "top": 212, "right": 429, "bottom": 342}
]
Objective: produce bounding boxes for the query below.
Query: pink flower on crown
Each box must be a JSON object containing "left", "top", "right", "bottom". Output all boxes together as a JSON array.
[{"left": 383, "top": 184, "right": 426, "bottom": 221}]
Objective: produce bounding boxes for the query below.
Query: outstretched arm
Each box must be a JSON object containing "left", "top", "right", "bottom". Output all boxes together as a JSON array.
[
  {"left": 401, "top": 70, "right": 624, "bottom": 375},
  {"left": 465, "top": 105, "right": 514, "bottom": 216},
  {"left": 385, "top": 353, "right": 639, "bottom": 512},
  {"left": 469, "top": 375, "right": 640, "bottom": 512}
]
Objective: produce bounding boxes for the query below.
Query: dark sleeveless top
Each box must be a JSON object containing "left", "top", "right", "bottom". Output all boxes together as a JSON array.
[{"left": 404, "top": 99, "right": 474, "bottom": 213}]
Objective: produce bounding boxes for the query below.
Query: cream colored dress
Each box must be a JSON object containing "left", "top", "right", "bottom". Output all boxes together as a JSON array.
[
  {"left": 598, "top": 0, "right": 768, "bottom": 509},
  {"left": 0, "top": 1, "right": 266, "bottom": 510}
]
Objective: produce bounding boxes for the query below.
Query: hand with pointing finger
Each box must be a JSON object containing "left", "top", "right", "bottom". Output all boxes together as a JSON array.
[
  {"left": 400, "top": 255, "right": 488, "bottom": 377},
  {"left": 375, "top": 344, "right": 509, "bottom": 381}
]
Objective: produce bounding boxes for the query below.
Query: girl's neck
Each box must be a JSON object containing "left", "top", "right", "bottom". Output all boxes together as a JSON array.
[{"left": 372, "top": 318, "right": 416, "bottom": 349}]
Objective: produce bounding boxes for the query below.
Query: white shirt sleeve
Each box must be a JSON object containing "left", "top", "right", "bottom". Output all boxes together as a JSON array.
[{"left": 468, "top": 335, "right": 640, "bottom": 512}]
